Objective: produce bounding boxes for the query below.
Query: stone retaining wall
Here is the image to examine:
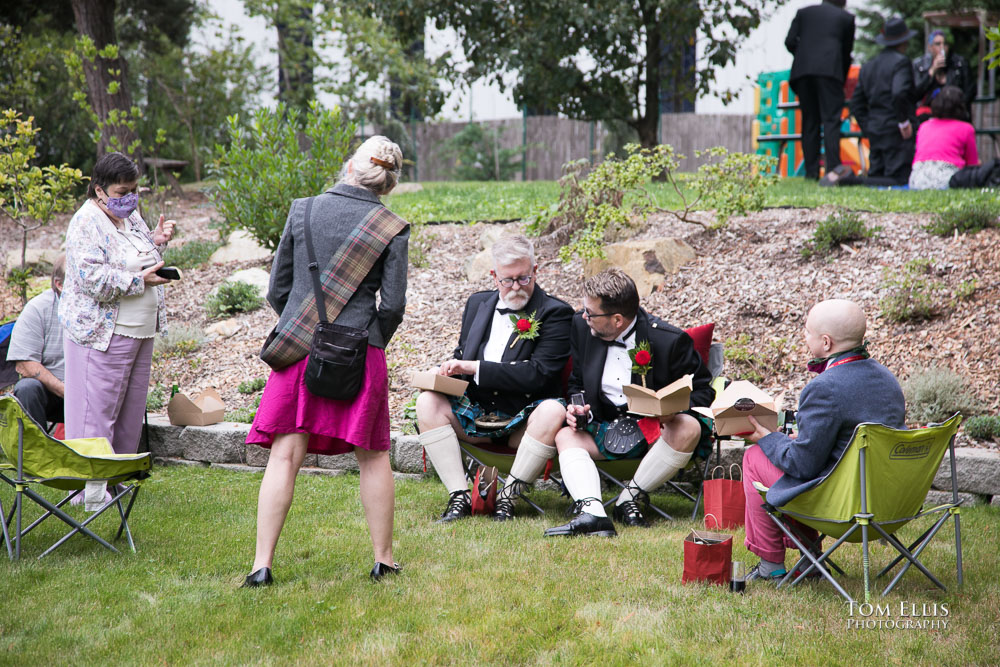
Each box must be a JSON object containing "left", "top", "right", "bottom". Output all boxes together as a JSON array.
[{"left": 145, "top": 417, "right": 1000, "bottom": 506}]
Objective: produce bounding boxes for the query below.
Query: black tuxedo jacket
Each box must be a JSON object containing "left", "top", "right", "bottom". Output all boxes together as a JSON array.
[
  {"left": 452, "top": 286, "right": 573, "bottom": 416},
  {"left": 567, "top": 309, "right": 714, "bottom": 423},
  {"left": 786, "top": 1, "right": 855, "bottom": 84},
  {"left": 851, "top": 48, "right": 917, "bottom": 136}
]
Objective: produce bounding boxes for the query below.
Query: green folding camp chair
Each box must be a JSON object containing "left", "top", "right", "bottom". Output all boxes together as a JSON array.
[
  {"left": 0, "top": 395, "right": 152, "bottom": 560},
  {"left": 754, "top": 414, "right": 963, "bottom": 603}
]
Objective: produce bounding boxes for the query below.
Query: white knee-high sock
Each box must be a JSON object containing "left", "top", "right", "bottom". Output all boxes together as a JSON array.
[
  {"left": 500, "top": 434, "right": 556, "bottom": 499},
  {"left": 559, "top": 447, "right": 606, "bottom": 517},
  {"left": 616, "top": 438, "right": 693, "bottom": 505},
  {"left": 419, "top": 425, "right": 468, "bottom": 495}
]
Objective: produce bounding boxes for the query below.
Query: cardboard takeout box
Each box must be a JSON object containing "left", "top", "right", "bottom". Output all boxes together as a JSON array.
[
  {"left": 411, "top": 370, "right": 469, "bottom": 397},
  {"left": 623, "top": 374, "right": 692, "bottom": 417},
  {"left": 167, "top": 387, "right": 226, "bottom": 426},
  {"left": 693, "top": 380, "right": 778, "bottom": 436}
]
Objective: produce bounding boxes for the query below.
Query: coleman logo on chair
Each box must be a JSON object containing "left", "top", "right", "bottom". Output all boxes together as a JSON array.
[{"left": 889, "top": 441, "right": 932, "bottom": 460}]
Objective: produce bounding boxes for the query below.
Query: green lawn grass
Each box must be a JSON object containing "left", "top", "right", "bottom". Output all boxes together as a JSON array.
[
  {"left": 2, "top": 466, "right": 995, "bottom": 665},
  {"left": 384, "top": 178, "right": 998, "bottom": 224}
]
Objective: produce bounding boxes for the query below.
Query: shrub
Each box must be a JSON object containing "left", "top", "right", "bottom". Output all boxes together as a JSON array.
[
  {"left": 526, "top": 144, "right": 775, "bottom": 262},
  {"left": 205, "top": 281, "right": 263, "bottom": 318},
  {"left": 964, "top": 415, "right": 1000, "bottom": 441},
  {"left": 953, "top": 279, "right": 976, "bottom": 302},
  {"left": 723, "top": 334, "right": 792, "bottom": 384},
  {"left": 226, "top": 394, "right": 261, "bottom": 424},
  {"left": 923, "top": 201, "right": 1000, "bottom": 236},
  {"left": 801, "top": 209, "right": 880, "bottom": 258},
  {"left": 210, "top": 102, "right": 355, "bottom": 252},
  {"left": 408, "top": 224, "right": 438, "bottom": 269},
  {"left": 153, "top": 324, "right": 204, "bottom": 359},
  {"left": 146, "top": 383, "right": 168, "bottom": 411},
  {"left": 879, "top": 259, "right": 944, "bottom": 322},
  {"left": 439, "top": 123, "right": 526, "bottom": 181},
  {"left": 162, "top": 239, "right": 224, "bottom": 270},
  {"left": 901, "top": 366, "right": 983, "bottom": 425},
  {"left": 401, "top": 394, "right": 418, "bottom": 435},
  {"left": 238, "top": 377, "right": 266, "bottom": 394}
]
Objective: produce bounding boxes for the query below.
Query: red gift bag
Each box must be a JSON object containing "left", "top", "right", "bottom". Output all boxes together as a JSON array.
[
  {"left": 703, "top": 464, "right": 746, "bottom": 530},
  {"left": 682, "top": 529, "right": 733, "bottom": 586},
  {"left": 469, "top": 465, "right": 498, "bottom": 515}
]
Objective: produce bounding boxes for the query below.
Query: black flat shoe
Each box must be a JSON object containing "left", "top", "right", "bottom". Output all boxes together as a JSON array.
[
  {"left": 436, "top": 490, "right": 471, "bottom": 523},
  {"left": 543, "top": 512, "right": 617, "bottom": 538},
  {"left": 612, "top": 499, "right": 649, "bottom": 528},
  {"left": 370, "top": 562, "right": 401, "bottom": 581},
  {"left": 491, "top": 497, "right": 515, "bottom": 522},
  {"left": 241, "top": 567, "right": 274, "bottom": 588}
]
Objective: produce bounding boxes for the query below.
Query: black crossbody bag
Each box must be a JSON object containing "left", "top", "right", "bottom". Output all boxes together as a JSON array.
[{"left": 302, "top": 198, "right": 369, "bottom": 401}]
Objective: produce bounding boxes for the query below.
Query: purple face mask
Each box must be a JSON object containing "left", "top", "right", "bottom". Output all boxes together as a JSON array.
[{"left": 102, "top": 192, "right": 138, "bottom": 219}]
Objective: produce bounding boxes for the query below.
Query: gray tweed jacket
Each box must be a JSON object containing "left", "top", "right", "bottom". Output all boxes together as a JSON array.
[{"left": 267, "top": 183, "right": 410, "bottom": 349}]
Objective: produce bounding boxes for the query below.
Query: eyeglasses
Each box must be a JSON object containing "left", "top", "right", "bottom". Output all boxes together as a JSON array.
[
  {"left": 582, "top": 308, "right": 616, "bottom": 320},
  {"left": 115, "top": 228, "right": 156, "bottom": 258},
  {"left": 496, "top": 274, "right": 533, "bottom": 288}
]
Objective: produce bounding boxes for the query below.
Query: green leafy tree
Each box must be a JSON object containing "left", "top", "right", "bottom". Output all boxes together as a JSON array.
[
  {"left": 439, "top": 123, "right": 525, "bottom": 181},
  {"left": 0, "top": 110, "right": 83, "bottom": 305},
  {"left": 210, "top": 102, "right": 356, "bottom": 252},
  {"left": 422, "top": 0, "right": 787, "bottom": 149}
]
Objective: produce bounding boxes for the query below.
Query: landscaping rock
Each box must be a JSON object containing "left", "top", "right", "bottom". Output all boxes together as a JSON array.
[
  {"left": 393, "top": 472, "right": 426, "bottom": 481},
  {"left": 245, "top": 443, "right": 270, "bottom": 467},
  {"left": 224, "top": 268, "right": 270, "bottom": 299},
  {"left": 317, "top": 452, "right": 360, "bottom": 471},
  {"left": 391, "top": 432, "right": 430, "bottom": 475},
  {"left": 583, "top": 238, "right": 696, "bottom": 297},
  {"left": 465, "top": 248, "right": 493, "bottom": 283},
  {"left": 479, "top": 225, "right": 507, "bottom": 250},
  {"left": 991, "top": 496, "right": 1000, "bottom": 507},
  {"left": 204, "top": 318, "right": 241, "bottom": 339},
  {"left": 392, "top": 183, "right": 423, "bottom": 194},
  {"left": 299, "top": 466, "right": 346, "bottom": 477},
  {"left": 145, "top": 415, "right": 185, "bottom": 457},
  {"left": 933, "top": 448, "right": 1000, "bottom": 496},
  {"left": 154, "top": 457, "right": 209, "bottom": 468},
  {"left": 212, "top": 463, "right": 263, "bottom": 474},
  {"left": 209, "top": 230, "right": 272, "bottom": 264},
  {"left": 923, "top": 490, "right": 984, "bottom": 506},
  {"left": 179, "top": 422, "right": 252, "bottom": 464}
]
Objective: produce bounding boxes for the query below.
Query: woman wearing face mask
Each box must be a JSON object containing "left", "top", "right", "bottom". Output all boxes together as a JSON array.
[{"left": 60, "top": 151, "right": 176, "bottom": 454}]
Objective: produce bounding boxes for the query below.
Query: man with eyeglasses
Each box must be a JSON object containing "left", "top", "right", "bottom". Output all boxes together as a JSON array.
[
  {"left": 913, "top": 30, "right": 975, "bottom": 122},
  {"left": 534, "top": 268, "right": 714, "bottom": 537},
  {"left": 416, "top": 235, "right": 574, "bottom": 522}
]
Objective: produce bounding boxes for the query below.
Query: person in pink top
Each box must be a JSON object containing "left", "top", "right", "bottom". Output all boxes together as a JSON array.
[{"left": 909, "top": 85, "right": 979, "bottom": 190}]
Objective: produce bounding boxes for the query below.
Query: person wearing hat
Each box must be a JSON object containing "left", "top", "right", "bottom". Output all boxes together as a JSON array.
[
  {"left": 846, "top": 17, "right": 919, "bottom": 185},
  {"left": 784, "top": 0, "right": 856, "bottom": 181}
]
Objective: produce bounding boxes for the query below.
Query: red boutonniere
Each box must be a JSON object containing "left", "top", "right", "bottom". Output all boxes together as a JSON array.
[
  {"left": 509, "top": 311, "right": 541, "bottom": 348},
  {"left": 629, "top": 341, "right": 653, "bottom": 387}
]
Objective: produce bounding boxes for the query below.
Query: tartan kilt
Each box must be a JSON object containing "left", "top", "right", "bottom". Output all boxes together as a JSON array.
[{"left": 448, "top": 395, "right": 559, "bottom": 439}]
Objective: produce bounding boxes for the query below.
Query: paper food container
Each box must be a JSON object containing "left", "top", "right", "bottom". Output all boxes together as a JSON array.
[
  {"left": 411, "top": 370, "right": 469, "bottom": 397},
  {"left": 167, "top": 387, "right": 226, "bottom": 426},
  {"left": 693, "top": 380, "right": 778, "bottom": 436},
  {"left": 623, "top": 374, "right": 692, "bottom": 417}
]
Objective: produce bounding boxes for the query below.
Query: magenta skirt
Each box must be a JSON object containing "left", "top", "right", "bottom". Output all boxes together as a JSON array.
[{"left": 246, "top": 346, "right": 391, "bottom": 455}]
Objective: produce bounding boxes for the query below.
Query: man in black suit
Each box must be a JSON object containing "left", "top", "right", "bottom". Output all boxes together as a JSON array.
[
  {"left": 535, "top": 269, "right": 714, "bottom": 537},
  {"left": 785, "top": 0, "right": 855, "bottom": 180},
  {"left": 416, "top": 235, "right": 573, "bottom": 523},
  {"left": 849, "top": 17, "right": 919, "bottom": 185}
]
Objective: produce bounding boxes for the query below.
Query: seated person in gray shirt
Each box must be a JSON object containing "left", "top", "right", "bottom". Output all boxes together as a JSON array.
[{"left": 6, "top": 255, "right": 66, "bottom": 427}]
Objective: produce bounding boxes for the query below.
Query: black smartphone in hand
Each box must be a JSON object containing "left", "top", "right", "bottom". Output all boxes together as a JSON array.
[
  {"left": 570, "top": 393, "right": 587, "bottom": 430},
  {"left": 155, "top": 266, "right": 182, "bottom": 281}
]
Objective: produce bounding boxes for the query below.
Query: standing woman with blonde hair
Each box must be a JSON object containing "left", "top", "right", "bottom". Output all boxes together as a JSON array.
[{"left": 242, "top": 136, "right": 409, "bottom": 586}]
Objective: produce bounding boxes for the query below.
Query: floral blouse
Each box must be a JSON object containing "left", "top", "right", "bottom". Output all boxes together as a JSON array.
[{"left": 59, "top": 199, "right": 168, "bottom": 351}]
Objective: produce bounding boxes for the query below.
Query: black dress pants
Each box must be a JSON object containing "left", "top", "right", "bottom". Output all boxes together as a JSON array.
[
  {"left": 12, "top": 377, "right": 64, "bottom": 428},
  {"left": 792, "top": 75, "right": 844, "bottom": 179},
  {"left": 867, "top": 132, "right": 915, "bottom": 185}
]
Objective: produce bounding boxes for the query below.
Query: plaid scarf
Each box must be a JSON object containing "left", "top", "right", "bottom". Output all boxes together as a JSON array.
[{"left": 260, "top": 202, "right": 408, "bottom": 370}]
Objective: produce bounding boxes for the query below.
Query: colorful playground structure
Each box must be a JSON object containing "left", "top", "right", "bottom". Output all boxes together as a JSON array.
[{"left": 752, "top": 66, "right": 869, "bottom": 178}]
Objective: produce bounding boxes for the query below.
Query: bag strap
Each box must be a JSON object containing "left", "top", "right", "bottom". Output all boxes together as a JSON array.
[{"left": 301, "top": 197, "right": 328, "bottom": 324}]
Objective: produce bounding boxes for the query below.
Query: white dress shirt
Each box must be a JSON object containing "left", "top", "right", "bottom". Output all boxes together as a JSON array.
[
  {"left": 474, "top": 298, "right": 518, "bottom": 384},
  {"left": 600, "top": 319, "right": 637, "bottom": 406}
]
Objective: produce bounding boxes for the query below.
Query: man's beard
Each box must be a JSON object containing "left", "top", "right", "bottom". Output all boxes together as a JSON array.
[{"left": 504, "top": 292, "right": 530, "bottom": 310}]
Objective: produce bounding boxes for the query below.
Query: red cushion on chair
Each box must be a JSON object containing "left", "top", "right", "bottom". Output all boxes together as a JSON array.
[{"left": 684, "top": 323, "right": 715, "bottom": 364}]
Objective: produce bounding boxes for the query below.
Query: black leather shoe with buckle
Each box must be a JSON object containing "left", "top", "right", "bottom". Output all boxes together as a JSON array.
[
  {"left": 491, "top": 497, "right": 515, "bottom": 521},
  {"left": 370, "top": 562, "right": 401, "bottom": 581},
  {"left": 436, "top": 490, "right": 471, "bottom": 523},
  {"left": 544, "top": 505, "right": 617, "bottom": 538},
  {"left": 612, "top": 499, "right": 649, "bottom": 527},
  {"left": 240, "top": 567, "right": 274, "bottom": 588}
]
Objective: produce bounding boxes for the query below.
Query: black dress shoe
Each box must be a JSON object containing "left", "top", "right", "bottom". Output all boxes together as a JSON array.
[
  {"left": 491, "top": 497, "right": 515, "bottom": 522},
  {"left": 436, "top": 490, "right": 471, "bottom": 523},
  {"left": 543, "top": 512, "right": 617, "bottom": 538},
  {"left": 370, "top": 562, "right": 401, "bottom": 581},
  {"left": 241, "top": 567, "right": 274, "bottom": 588},
  {"left": 612, "top": 499, "right": 649, "bottom": 527}
]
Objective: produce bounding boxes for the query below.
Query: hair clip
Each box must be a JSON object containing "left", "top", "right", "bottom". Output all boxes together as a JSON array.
[{"left": 370, "top": 156, "right": 394, "bottom": 169}]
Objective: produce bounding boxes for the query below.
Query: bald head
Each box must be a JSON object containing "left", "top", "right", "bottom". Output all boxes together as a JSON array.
[{"left": 806, "top": 299, "right": 866, "bottom": 355}]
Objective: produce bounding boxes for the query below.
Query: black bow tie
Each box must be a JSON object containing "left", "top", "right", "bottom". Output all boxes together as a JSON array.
[
  {"left": 603, "top": 339, "right": 627, "bottom": 348},
  {"left": 497, "top": 308, "right": 518, "bottom": 315}
]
